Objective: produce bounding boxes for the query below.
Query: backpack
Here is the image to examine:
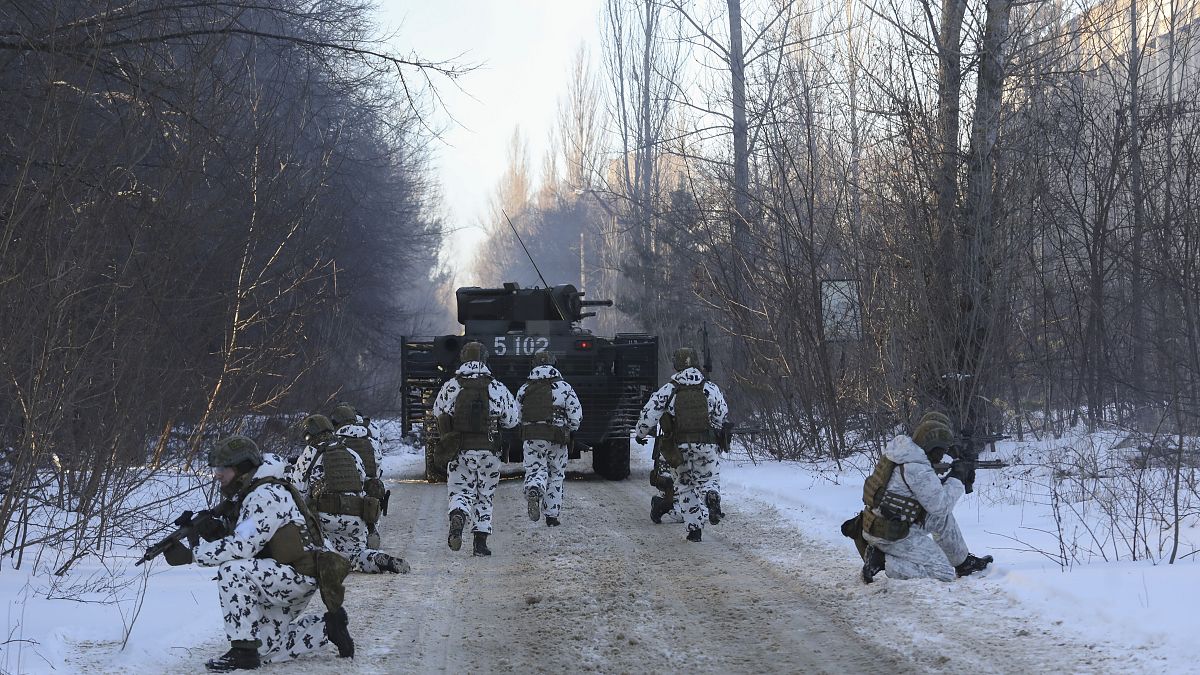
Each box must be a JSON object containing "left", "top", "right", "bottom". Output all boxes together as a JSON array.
[
  {"left": 521, "top": 377, "right": 569, "bottom": 444},
  {"left": 454, "top": 376, "right": 497, "bottom": 452},
  {"left": 671, "top": 382, "right": 715, "bottom": 444},
  {"left": 340, "top": 433, "right": 386, "bottom": 500}
]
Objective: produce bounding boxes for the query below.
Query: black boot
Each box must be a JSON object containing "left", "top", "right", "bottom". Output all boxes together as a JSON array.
[
  {"left": 324, "top": 606, "right": 355, "bottom": 658},
  {"left": 686, "top": 526, "right": 702, "bottom": 542},
  {"left": 545, "top": 515, "right": 560, "bottom": 527},
  {"left": 473, "top": 531, "right": 492, "bottom": 556},
  {"left": 705, "top": 490, "right": 724, "bottom": 525},
  {"left": 526, "top": 487, "right": 542, "bottom": 521},
  {"left": 447, "top": 509, "right": 466, "bottom": 551},
  {"left": 205, "top": 646, "right": 260, "bottom": 672},
  {"left": 955, "top": 553, "right": 994, "bottom": 577},
  {"left": 861, "top": 545, "right": 886, "bottom": 584},
  {"left": 650, "top": 495, "right": 670, "bottom": 524}
]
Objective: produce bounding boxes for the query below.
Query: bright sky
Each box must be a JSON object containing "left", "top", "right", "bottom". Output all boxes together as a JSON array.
[{"left": 378, "top": 1, "right": 606, "bottom": 285}]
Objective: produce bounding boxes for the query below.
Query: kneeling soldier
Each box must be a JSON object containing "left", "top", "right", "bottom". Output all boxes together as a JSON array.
[
  {"left": 291, "top": 414, "right": 409, "bottom": 574},
  {"left": 331, "top": 404, "right": 388, "bottom": 549},
  {"left": 859, "top": 421, "right": 992, "bottom": 582},
  {"left": 161, "top": 436, "right": 354, "bottom": 671},
  {"left": 516, "top": 350, "right": 582, "bottom": 526}
]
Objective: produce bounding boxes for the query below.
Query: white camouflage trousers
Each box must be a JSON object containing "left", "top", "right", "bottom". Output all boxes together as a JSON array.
[
  {"left": 319, "top": 512, "right": 393, "bottom": 573},
  {"left": 871, "top": 511, "right": 970, "bottom": 582},
  {"left": 522, "top": 440, "right": 567, "bottom": 518},
  {"left": 448, "top": 449, "right": 501, "bottom": 533},
  {"left": 216, "top": 559, "right": 326, "bottom": 663},
  {"left": 672, "top": 443, "right": 721, "bottom": 532}
]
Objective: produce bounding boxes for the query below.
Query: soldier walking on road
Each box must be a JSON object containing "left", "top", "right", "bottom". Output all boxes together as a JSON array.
[
  {"left": 291, "top": 414, "right": 409, "bottom": 574},
  {"left": 432, "top": 341, "right": 519, "bottom": 555},
  {"left": 634, "top": 347, "right": 730, "bottom": 542},
  {"left": 516, "top": 351, "right": 582, "bottom": 527},
  {"left": 161, "top": 437, "right": 354, "bottom": 671}
]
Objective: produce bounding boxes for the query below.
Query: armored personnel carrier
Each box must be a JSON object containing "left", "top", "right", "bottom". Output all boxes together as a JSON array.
[{"left": 401, "top": 283, "right": 658, "bottom": 481}]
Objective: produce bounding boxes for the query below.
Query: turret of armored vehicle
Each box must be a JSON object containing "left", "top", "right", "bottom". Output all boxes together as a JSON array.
[{"left": 401, "top": 283, "right": 658, "bottom": 481}]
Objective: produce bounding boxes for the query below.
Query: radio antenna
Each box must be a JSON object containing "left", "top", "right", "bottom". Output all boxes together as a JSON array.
[{"left": 501, "top": 209, "right": 567, "bottom": 321}]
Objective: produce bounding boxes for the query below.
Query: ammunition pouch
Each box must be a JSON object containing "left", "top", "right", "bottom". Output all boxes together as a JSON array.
[
  {"left": 521, "top": 422, "right": 570, "bottom": 444},
  {"left": 364, "top": 477, "right": 387, "bottom": 501},
  {"left": 361, "top": 496, "right": 381, "bottom": 525},
  {"left": 860, "top": 508, "right": 911, "bottom": 542},
  {"left": 257, "top": 522, "right": 318, "bottom": 578},
  {"left": 315, "top": 550, "right": 352, "bottom": 611},
  {"left": 311, "top": 492, "right": 366, "bottom": 518}
]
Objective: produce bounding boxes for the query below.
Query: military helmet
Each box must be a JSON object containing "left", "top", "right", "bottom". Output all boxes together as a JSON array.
[
  {"left": 460, "top": 341, "right": 488, "bottom": 364},
  {"left": 208, "top": 435, "right": 262, "bottom": 468},
  {"left": 302, "top": 414, "right": 335, "bottom": 437},
  {"left": 330, "top": 404, "right": 358, "bottom": 428},
  {"left": 672, "top": 347, "right": 700, "bottom": 371},
  {"left": 918, "top": 411, "right": 953, "bottom": 430},
  {"left": 532, "top": 351, "right": 556, "bottom": 366},
  {"left": 912, "top": 421, "right": 954, "bottom": 451}
]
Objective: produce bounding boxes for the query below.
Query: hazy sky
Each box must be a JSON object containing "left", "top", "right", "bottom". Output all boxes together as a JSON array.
[{"left": 377, "top": 1, "right": 606, "bottom": 284}]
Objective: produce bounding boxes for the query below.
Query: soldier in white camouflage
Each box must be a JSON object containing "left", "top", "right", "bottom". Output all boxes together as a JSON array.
[
  {"left": 858, "top": 420, "right": 992, "bottom": 582},
  {"left": 634, "top": 347, "right": 730, "bottom": 542},
  {"left": 330, "top": 404, "right": 388, "bottom": 548},
  {"left": 432, "top": 341, "right": 519, "bottom": 555},
  {"left": 290, "top": 414, "right": 409, "bottom": 575},
  {"left": 516, "top": 350, "right": 583, "bottom": 526},
  {"left": 160, "top": 436, "right": 354, "bottom": 671}
]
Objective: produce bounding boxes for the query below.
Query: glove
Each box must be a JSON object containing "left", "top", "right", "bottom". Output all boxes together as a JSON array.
[
  {"left": 948, "top": 458, "right": 976, "bottom": 493},
  {"left": 633, "top": 436, "right": 648, "bottom": 446},
  {"left": 162, "top": 540, "right": 194, "bottom": 566},
  {"left": 193, "top": 510, "right": 229, "bottom": 542},
  {"left": 394, "top": 557, "right": 411, "bottom": 574}
]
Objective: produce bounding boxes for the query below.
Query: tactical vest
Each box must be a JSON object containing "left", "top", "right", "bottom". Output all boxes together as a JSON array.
[
  {"left": 237, "top": 477, "right": 321, "bottom": 578},
  {"left": 860, "top": 458, "right": 926, "bottom": 541},
  {"left": 453, "top": 376, "right": 498, "bottom": 452},
  {"left": 340, "top": 434, "right": 378, "bottom": 478},
  {"left": 521, "top": 377, "right": 569, "bottom": 444},
  {"left": 303, "top": 438, "right": 378, "bottom": 521},
  {"left": 669, "top": 382, "right": 716, "bottom": 444},
  {"left": 304, "top": 439, "right": 364, "bottom": 495}
]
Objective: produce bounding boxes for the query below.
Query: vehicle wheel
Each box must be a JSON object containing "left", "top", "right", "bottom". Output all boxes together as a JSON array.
[{"left": 593, "top": 438, "right": 630, "bottom": 480}]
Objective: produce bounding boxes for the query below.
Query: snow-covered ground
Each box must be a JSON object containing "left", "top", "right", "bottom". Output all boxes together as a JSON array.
[{"left": 1, "top": 426, "right": 1195, "bottom": 673}]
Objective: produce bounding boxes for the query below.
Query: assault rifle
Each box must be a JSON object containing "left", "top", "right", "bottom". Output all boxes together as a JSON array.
[
  {"left": 136, "top": 499, "right": 237, "bottom": 565},
  {"left": 934, "top": 433, "right": 1012, "bottom": 493},
  {"left": 932, "top": 458, "right": 1008, "bottom": 473},
  {"left": 380, "top": 489, "right": 392, "bottom": 517}
]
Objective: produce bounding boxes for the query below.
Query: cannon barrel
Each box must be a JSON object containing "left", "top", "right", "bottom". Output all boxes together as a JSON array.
[{"left": 580, "top": 299, "right": 614, "bottom": 307}]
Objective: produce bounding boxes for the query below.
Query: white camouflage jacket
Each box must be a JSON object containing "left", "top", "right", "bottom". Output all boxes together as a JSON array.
[
  {"left": 634, "top": 367, "right": 729, "bottom": 439},
  {"left": 874, "top": 434, "right": 964, "bottom": 520},
  {"left": 432, "top": 361, "right": 520, "bottom": 433},
  {"left": 516, "top": 365, "right": 583, "bottom": 431},
  {"left": 193, "top": 454, "right": 321, "bottom": 566}
]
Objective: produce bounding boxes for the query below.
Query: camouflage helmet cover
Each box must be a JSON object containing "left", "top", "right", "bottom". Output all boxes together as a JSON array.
[
  {"left": 460, "top": 341, "right": 488, "bottom": 364},
  {"left": 302, "top": 414, "right": 336, "bottom": 437},
  {"left": 208, "top": 435, "right": 263, "bottom": 468},
  {"left": 532, "top": 350, "right": 557, "bottom": 366},
  {"left": 672, "top": 347, "right": 700, "bottom": 371},
  {"left": 917, "top": 411, "right": 953, "bottom": 430},
  {"left": 330, "top": 404, "right": 358, "bottom": 428},
  {"left": 912, "top": 421, "right": 954, "bottom": 451}
]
